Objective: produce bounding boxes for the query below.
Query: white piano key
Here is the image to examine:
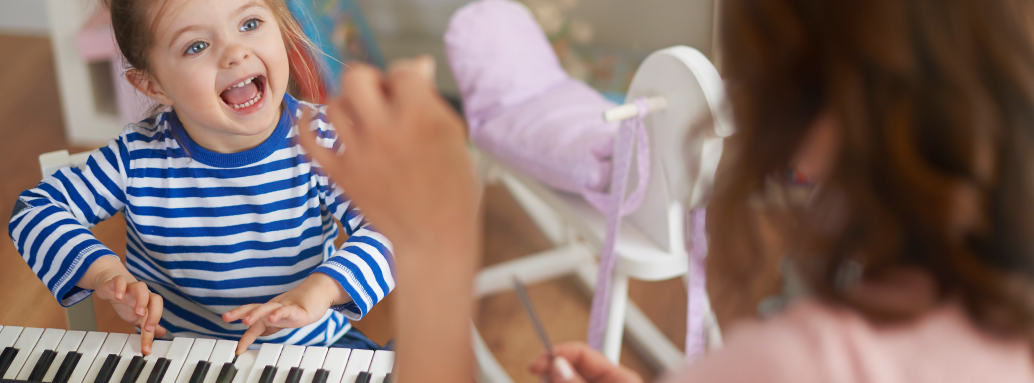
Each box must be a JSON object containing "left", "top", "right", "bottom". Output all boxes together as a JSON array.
[
  {"left": 17, "top": 328, "right": 67, "bottom": 380},
  {"left": 339, "top": 350, "right": 373, "bottom": 383},
  {"left": 366, "top": 351, "right": 393, "bottom": 383},
  {"left": 319, "top": 349, "right": 350, "bottom": 383},
  {"left": 200, "top": 340, "right": 238, "bottom": 383},
  {"left": 297, "top": 347, "right": 327, "bottom": 383},
  {"left": 81, "top": 332, "right": 129, "bottom": 383},
  {"left": 244, "top": 344, "right": 283, "bottom": 383},
  {"left": 67, "top": 332, "right": 111, "bottom": 383},
  {"left": 0, "top": 326, "right": 24, "bottom": 351},
  {"left": 109, "top": 334, "right": 143, "bottom": 383},
  {"left": 4, "top": 327, "right": 45, "bottom": 379},
  {"left": 134, "top": 340, "right": 172, "bottom": 383},
  {"left": 174, "top": 338, "right": 215, "bottom": 383},
  {"left": 270, "top": 346, "right": 305, "bottom": 383},
  {"left": 43, "top": 330, "right": 87, "bottom": 382},
  {"left": 229, "top": 350, "right": 258, "bottom": 383},
  {"left": 158, "top": 338, "right": 194, "bottom": 383}
]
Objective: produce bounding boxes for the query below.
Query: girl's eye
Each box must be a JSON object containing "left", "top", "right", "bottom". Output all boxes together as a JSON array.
[
  {"left": 185, "top": 41, "right": 208, "bottom": 55},
  {"left": 240, "top": 19, "right": 261, "bottom": 32}
]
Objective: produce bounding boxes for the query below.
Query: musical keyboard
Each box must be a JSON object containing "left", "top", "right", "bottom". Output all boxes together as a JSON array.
[{"left": 0, "top": 327, "right": 393, "bottom": 383}]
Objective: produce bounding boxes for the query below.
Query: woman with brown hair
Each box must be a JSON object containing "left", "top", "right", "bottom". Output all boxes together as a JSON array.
[{"left": 296, "top": 0, "right": 1034, "bottom": 381}]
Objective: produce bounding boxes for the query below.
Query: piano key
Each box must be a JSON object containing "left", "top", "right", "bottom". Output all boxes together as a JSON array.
[
  {"left": 173, "top": 339, "right": 214, "bottom": 383},
  {"left": 119, "top": 356, "right": 146, "bottom": 383},
  {"left": 108, "top": 334, "right": 143, "bottom": 383},
  {"left": 283, "top": 368, "right": 301, "bottom": 383},
  {"left": 80, "top": 333, "right": 128, "bottom": 383},
  {"left": 5, "top": 327, "right": 45, "bottom": 379},
  {"left": 339, "top": 350, "right": 372, "bottom": 383},
  {"left": 0, "top": 347, "right": 19, "bottom": 379},
  {"left": 318, "top": 349, "right": 350, "bottom": 383},
  {"left": 43, "top": 331, "right": 87, "bottom": 382},
  {"left": 200, "top": 341, "right": 237, "bottom": 383},
  {"left": 68, "top": 332, "right": 115, "bottom": 383},
  {"left": 187, "top": 361, "right": 210, "bottom": 383},
  {"left": 213, "top": 362, "right": 237, "bottom": 383},
  {"left": 243, "top": 344, "right": 281, "bottom": 383},
  {"left": 28, "top": 349, "right": 59, "bottom": 381},
  {"left": 351, "top": 373, "right": 369, "bottom": 383},
  {"left": 93, "top": 354, "right": 121, "bottom": 383},
  {"left": 17, "top": 328, "right": 66, "bottom": 380},
  {"left": 0, "top": 327, "right": 22, "bottom": 350},
  {"left": 52, "top": 352, "right": 82, "bottom": 383},
  {"left": 309, "top": 370, "right": 327, "bottom": 383},
  {"left": 134, "top": 340, "right": 172, "bottom": 383},
  {"left": 257, "top": 366, "right": 276, "bottom": 383},
  {"left": 228, "top": 350, "right": 257, "bottom": 383},
  {"left": 366, "top": 352, "right": 393, "bottom": 383},
  {"left": 296, "top": 348, "right": 326, "bottom": 383},
  {"left": 157, "top": 338, "right": 194, "bottom": 383},
  {"left": 270, "top": 346, "right": 304, "bottom": 383},
  {"left": 145, "top": 358, "right": 171, "bottom": 383},
  {"left": 380, "top": 374, "right": 389, "bottom": 383}
]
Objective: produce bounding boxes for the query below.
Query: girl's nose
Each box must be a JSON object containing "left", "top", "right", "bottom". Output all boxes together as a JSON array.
[{"left": 220, "top": 44, "right": 251, "bottom": 68}]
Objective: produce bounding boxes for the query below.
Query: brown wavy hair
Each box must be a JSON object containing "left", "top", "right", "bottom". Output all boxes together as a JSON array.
[{"left": 710, "top": 0, "right": 1034, "bottom": 338}]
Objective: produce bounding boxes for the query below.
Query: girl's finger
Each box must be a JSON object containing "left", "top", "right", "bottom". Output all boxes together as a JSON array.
[
  {"left": 113, "top": 275, "right": 127, "bottom": 301},
  {"left": 236, "top": 320, "right": 267, "bottom": 355},
  {"left": 154, "top": 324, "right": 168, "bottom": 339},
  {"left": 131, "top": 283, "right": 150, "bottom": 317},
  {"left": 242, "top": 302, "right": 283, "bottom": 326},
  {"left": 268, "top": 305, "right": 303, "bottom": 327},
  {"left": 144, "top": 294, "right": 163, "bottom": 333},
  {"left": 139, "top": 312, "right": 154, "bottom": 356},
  {"left": 223, "top": 304, "right": 260, "bottom": 323}
]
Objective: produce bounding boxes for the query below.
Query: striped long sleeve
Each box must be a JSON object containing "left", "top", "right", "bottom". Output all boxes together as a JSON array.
[{"left": 9, "top": 94, "right": 394, "bottom": 346}]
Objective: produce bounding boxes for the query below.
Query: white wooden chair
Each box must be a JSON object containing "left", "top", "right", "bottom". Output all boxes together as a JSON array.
[
  {"left": 471, "top": 46, "right": 733, "bottom": 382},
  {"left": 39, "top": 149, "right": 100, "bottom": 332}
]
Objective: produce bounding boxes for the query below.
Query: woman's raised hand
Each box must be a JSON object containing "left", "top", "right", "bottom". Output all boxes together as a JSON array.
[{"left": 528, "top": 342, "right": 645, "bottom": 383}]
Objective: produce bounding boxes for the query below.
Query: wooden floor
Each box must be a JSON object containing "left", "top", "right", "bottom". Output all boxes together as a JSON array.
[{"left": 0, "top": 34, "right": 783, "bottom": 382}]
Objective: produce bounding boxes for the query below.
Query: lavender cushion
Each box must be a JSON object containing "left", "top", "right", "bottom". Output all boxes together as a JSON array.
[{"left": 445, "top": 0, "right": 619, "bottom": 194}]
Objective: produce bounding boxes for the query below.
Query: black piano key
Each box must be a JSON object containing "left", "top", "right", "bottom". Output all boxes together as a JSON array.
[
  {"left": 214, "top": 363, "right": 237, "bottom": 383},
  {"left": 94, "top": 354, "right": 121, "bottom": 383},
  {"left": 354, "top": 371, "right": 371, "bottom": 383},
  {"left": 120, "top": 355, "right": 146, "bottom": 383},
  {"left": 0, "top": 347, "right": 19, "bottom": 378},
  {"left": 311, "top": 369, "right": 328, "bottom": 383},
  {"left": 257, "top": 366, "right": 277, "bottom": 383},
  {"left": 145, "top": 358, "right": 170, "bottom": 383},
  {"left": 284, "top": 367, "right": 302, "bottom": 383},
  {"left": 383, "top": 373, "right": 391, "bottom": 383},
  {"left": 53, "top": 352, "right": 82, "bottom": 383},
  {"left": 28, "top": 349, "right": 58, "bottom": 381},
  {"left": 187, "top": 361, "right": 211, "bottom": 383}
]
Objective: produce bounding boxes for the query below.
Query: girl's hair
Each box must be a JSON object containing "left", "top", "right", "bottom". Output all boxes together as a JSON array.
[
  {"left": 711, "top": 0, "right": 1034, "bottom": 339},
  {"left": 106, "top": 0, "right": 324, "bottom": 104}
]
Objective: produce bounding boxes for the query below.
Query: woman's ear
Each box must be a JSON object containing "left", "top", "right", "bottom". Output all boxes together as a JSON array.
[{"left": 126, "top": 69, "right": 174, "bottom": 106}]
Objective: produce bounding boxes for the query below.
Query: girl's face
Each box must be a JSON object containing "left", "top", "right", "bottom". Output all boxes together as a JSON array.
[{"left": 141, "top": 0, "right": 290, "bottom": 153}]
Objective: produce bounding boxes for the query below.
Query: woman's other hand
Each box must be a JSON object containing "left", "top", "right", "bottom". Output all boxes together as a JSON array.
[{"left": 528, "top": 342, "right": 645, "bottom": 383}]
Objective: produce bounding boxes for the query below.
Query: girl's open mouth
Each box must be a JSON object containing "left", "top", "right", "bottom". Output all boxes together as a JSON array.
[{"left": 219, "top": 75, "right": 266, "bottom": 111}]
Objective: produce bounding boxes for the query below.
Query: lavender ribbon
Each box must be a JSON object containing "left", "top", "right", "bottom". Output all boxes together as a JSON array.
[
  {"left": 685, "top": 208, "right": 708, "bottom": 362},
  {"left": 586, "top": 97, "right": 651, "bottom": 351}
]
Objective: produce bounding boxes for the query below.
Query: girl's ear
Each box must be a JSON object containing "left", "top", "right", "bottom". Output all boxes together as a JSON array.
[{"left": 126, "top": 69, "right": 174, "bottom": 106}]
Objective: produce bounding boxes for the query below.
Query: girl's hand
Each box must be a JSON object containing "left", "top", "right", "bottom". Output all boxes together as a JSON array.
[
  {"left": 528, "top": 342, "right": 644, "bottom": 383},
  {"left": 93, "top": 272, "right": 166, "bottom": 355},
  {"left": 223, "top": 273, "right": 345, "bottom": 354}
]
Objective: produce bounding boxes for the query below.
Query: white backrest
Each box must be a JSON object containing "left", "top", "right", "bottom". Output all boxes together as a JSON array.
[
  {"left": 39, "top": 149, "right": 92, "bottom": 179},
  {"left": 624, "top": 46, "right": 732, "bottom": 253}
]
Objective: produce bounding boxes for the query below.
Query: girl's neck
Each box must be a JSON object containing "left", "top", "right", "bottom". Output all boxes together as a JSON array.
[{"left": 175, "top": 103, "right": 285, "bottom": 154}]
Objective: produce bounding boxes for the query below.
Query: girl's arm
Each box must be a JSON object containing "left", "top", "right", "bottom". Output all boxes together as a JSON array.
[{"left": 9, "top": 134, "right": 165, "bottom": 354}]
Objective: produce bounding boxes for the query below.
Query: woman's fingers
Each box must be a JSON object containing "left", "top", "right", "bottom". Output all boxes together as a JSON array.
[
  {"left": 528, "top": 342, "right": 643, "bottom": 383},
  {"left": 297, "top": 116, "right": 349, "bottom": 183},
  {"left": 338, "top": 64, "right": 388, "bottom": 131},
  {"left": 549, "top": 357, "right": 583, "bottom": 383}
]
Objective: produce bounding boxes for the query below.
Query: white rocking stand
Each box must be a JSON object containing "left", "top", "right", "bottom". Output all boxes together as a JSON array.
[{"left": 471, "top": 46, "right": 733, "bottom": 383}]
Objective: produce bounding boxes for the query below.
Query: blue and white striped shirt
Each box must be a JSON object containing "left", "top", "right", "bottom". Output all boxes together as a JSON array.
[{"left": 9, "top": 94, "right": 394, "bottom": 346}]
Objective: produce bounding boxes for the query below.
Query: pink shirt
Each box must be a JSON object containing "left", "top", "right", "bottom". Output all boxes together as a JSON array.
[{"left": 663, "top": 299, "right": 1034, "bottom": 383}]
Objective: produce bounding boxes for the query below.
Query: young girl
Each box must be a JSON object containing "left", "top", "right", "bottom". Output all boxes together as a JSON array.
[{"left": 8, "top": 0, "right": 393, "bottom": 355}]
